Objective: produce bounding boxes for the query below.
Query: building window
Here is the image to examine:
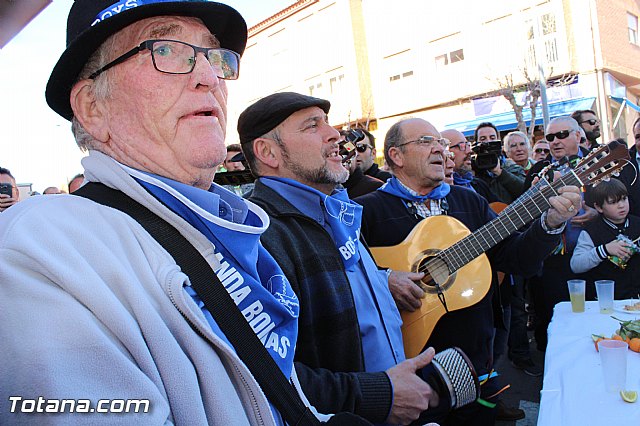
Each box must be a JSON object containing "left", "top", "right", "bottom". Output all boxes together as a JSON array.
[
  {"left": 329, "top": 74, "right": 344, "bottom": 94},
  {"left": 389, "top": 71, "right": 413, "bottom": 82},
  {"left": 308, "top": 82, "right": 322, "bottom": 96},
  {"left": 450, "top": 49, "right": 464, "bottom": 63},
  {"left": 628, "top": 13, "right": 638, "bottom": 45},
  {"left": 435, "top": 49, "right": 464, "bottom": 69}
]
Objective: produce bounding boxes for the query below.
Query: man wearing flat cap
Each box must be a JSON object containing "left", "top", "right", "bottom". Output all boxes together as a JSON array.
[
  {"left": 241, "top": 92, "right": 441, "bottom": 425},
  {"left": 0, "top": 2, "right": 334, "bottom": 425}
]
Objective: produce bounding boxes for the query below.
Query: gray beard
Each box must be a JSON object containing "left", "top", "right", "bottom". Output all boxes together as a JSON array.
[{"left": 281, "top": 146, "right": 348, "bottom": 186}]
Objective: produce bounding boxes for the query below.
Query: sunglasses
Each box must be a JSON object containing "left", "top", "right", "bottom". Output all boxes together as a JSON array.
[
  {"left": 580, "top": 119, "right": 599, "bottom": 126},
  {"left": 545, "top": 130, "right": 572, "bottom": 142},
  {"left": 356, "top": 144, "right": 372, "bottom": 153},
  {"left": 534, "top": 148, "right": 550, "bottom": 154}
]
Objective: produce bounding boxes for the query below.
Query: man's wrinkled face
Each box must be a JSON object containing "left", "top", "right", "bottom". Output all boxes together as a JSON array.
[
  {"left": 505, "top": 135, "right": 529, "bottom": 163},
  {"left": 578, "top": 112, "right": 601, "bottom": 141},
  {"left": 393, "top": 119, "right": 446, "bottom": 189},
  {"left": 545, "top": 122, "right": 580, "bottom": 160},
  {"left": 355, "top": 135, "right": 375, "bottom": 172},
  {"left": 274, "top": 106, "right": 347, "bottom": 192},
  {"left": 92, "top": 16, "right": 229, "bottom": 187}
]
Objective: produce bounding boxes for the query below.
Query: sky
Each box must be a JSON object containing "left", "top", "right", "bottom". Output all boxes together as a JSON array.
[{"left": 0, "top": 0, "right": 294, "bottom": 193}]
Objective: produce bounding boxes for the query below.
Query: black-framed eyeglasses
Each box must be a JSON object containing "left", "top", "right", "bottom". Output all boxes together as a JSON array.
[
  {"left": 88, "top": 39, "right": 240, "bottom": 80},
  {"left": 396, "top": 135, "right": 449, "bottom": 149},
  {"left": 545, "top": 130, "right": 572, "bottom": 142},
  {"left": 356, "top": 144, "right": 371, "bottom": 153},
  {"left": 449, "top": 141, "right": 469, "bottom": 151},
  {"left": 580, "top": 119, "right": 599, "bottom": 126},
  {"left": 534, "top": 148, "right": 550, "bottom": 154}
]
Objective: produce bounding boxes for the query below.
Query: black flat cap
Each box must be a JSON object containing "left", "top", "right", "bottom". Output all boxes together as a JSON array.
[{"left": 237, "top": 92, "right": 330, "bottom": 145}]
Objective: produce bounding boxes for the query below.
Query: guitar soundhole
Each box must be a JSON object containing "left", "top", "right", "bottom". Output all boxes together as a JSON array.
[{"left": 414, "top": 249, "right": 455, "bottom": 293}]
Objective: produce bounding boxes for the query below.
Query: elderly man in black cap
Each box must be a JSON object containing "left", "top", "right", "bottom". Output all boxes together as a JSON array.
[
  {"left": 0, "top": 2, "right": 342, "bottom": 425},
  {"left": 240, "top": 92, "right": 442, "bottom": 425}
]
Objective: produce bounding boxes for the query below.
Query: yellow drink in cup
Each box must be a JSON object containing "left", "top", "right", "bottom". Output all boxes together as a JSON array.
[
  {"left": 569, "top": 292, "right": 585, "bottom": 313},
  {"left": 568, "top": 279, "right": 586, "bottom": 313}
]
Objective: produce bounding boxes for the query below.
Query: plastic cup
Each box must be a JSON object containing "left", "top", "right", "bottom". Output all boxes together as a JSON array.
[
  {"left": 567, "top": 279, "right": 585, "bottom": 313},
  {"left": 595, "top": 280, "right": 615, "bottom": 314},
  {"left": 599, "top": 340, "right": 628, "bottom": 393}
]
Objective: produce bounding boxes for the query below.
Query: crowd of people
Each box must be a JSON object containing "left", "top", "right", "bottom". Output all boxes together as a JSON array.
[{"left": 1, "top": 1, "right": 638, "bottom": 426}]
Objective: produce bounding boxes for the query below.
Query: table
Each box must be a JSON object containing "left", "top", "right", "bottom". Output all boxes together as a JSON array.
[{"left": 537, "top": 301, "right": 640, "bottom": 425}]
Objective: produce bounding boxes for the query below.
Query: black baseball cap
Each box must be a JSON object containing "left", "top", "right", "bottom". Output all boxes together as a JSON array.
[
  {"left": 237, "top": 92, "right": 331, "bottom": 145},
  {"left": 46, "top": 0, "right": 247, "bottom": 120}
]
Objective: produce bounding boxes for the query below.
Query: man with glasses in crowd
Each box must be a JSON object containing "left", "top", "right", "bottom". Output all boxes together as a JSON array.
[
  {"left": 441, "top": 129, "right": 498, "bottom": 202},
  {"left": 524, "top": 116, "right": 597, "bottom": 350},
  {"left": 355, "top": 129, "right": 392, "bottom": 182},
  {"left": 571, "top": 109, "right": 601, "bottom": 151},
  {"left": 532, "top": 139, "right": 551, "bottom": 163},
  {"left": 0, "top": 167, "right": 20, "bottom": 212},
  {"left": 340, "top": 129, "right": 384, "bottom": 198},
  {"left": 356, "top": 117, "right": 581, "bottom": 425},
  {"left": 0, "top": 2, "right": 334, "bottom": 425}
]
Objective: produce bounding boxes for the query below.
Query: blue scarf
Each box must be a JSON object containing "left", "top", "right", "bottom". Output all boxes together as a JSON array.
[
  {"left": 453, "top": 171, "right": 474, "bottom": 189},
  {"left": 379, "top": 176, "right": 451, "bottom": 203},
  {"left": 262, "top": 177, "right": 363, "bottom": 269},
  {"left": 130, "top": 171, "right": 299, "bottom": 378}
]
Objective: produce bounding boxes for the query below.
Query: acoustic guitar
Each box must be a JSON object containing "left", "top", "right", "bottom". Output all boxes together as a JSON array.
[{"left": 371, "top": 140, "right": 630, "bottom": 358}]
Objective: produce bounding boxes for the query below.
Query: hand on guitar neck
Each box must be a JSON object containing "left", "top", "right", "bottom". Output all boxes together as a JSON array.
[{"left": 544, "top": 186, "right": 582, "bottom": 228}]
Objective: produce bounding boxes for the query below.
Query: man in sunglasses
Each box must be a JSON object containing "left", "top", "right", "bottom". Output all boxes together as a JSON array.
[
  {"left": 355, "top": 129, "right": 393, "bottom": 182},
  {"left": 571, "top": 109, "right": 601, "bottom": 151},
  {"left": 356, "top": 117, "right": 581, "bottom": 425},
  {"left": 532, "top": 140, "right": 551, "bottom": 162},
  {"left": 524, "top": 116, "right": 598, "bottom": 351},
  {"left": 341, "top": 130, "right": 385, "bottom": 198},
  {"left": 0, "top": 2, "right": 332, "bottom": 425}
]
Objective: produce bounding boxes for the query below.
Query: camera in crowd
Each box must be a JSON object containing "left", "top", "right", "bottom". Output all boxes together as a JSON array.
[
  {"left": 339, "top": 128, "right": 365, "bottom": 164},
  {"left": 470, "top": 140, "right": 503, "bottom": 171}
]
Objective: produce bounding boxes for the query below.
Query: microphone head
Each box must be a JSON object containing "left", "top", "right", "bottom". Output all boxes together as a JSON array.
[{"left": 423, "top": 347, "right": 479, "bottom": 410}]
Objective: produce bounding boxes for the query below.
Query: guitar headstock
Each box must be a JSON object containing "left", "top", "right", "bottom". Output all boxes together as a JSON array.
[{"left": 571, "top": 140, "right": 630, "bottom": 187}]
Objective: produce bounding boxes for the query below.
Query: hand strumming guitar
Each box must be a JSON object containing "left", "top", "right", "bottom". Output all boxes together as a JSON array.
[{"left": 388, "top": 270, "right": 425, "bottom": 312}]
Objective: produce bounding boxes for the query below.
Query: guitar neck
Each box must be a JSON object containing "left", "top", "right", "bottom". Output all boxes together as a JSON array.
[{"left": 441, "top": 171, "right": 582, "bottom": 273}]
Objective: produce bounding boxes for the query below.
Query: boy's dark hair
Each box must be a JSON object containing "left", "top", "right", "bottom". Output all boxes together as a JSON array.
[{"left": 592, "top": 179, "right": 628, "bottom": 208}]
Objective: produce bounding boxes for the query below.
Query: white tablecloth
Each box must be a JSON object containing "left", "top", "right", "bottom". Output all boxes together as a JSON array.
[{"left": 538, "top": 301, "right": 640, "bottom": 425}]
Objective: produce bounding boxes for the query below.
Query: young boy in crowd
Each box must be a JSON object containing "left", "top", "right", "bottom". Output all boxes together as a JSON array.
[{"left": 571, "top": 179, "right": 640, "bottom": 299}]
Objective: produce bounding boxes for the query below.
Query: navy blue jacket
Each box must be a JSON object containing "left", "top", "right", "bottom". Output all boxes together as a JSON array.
[{"left": 355, "top": 185, "right": 561, "bottom": 383}]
